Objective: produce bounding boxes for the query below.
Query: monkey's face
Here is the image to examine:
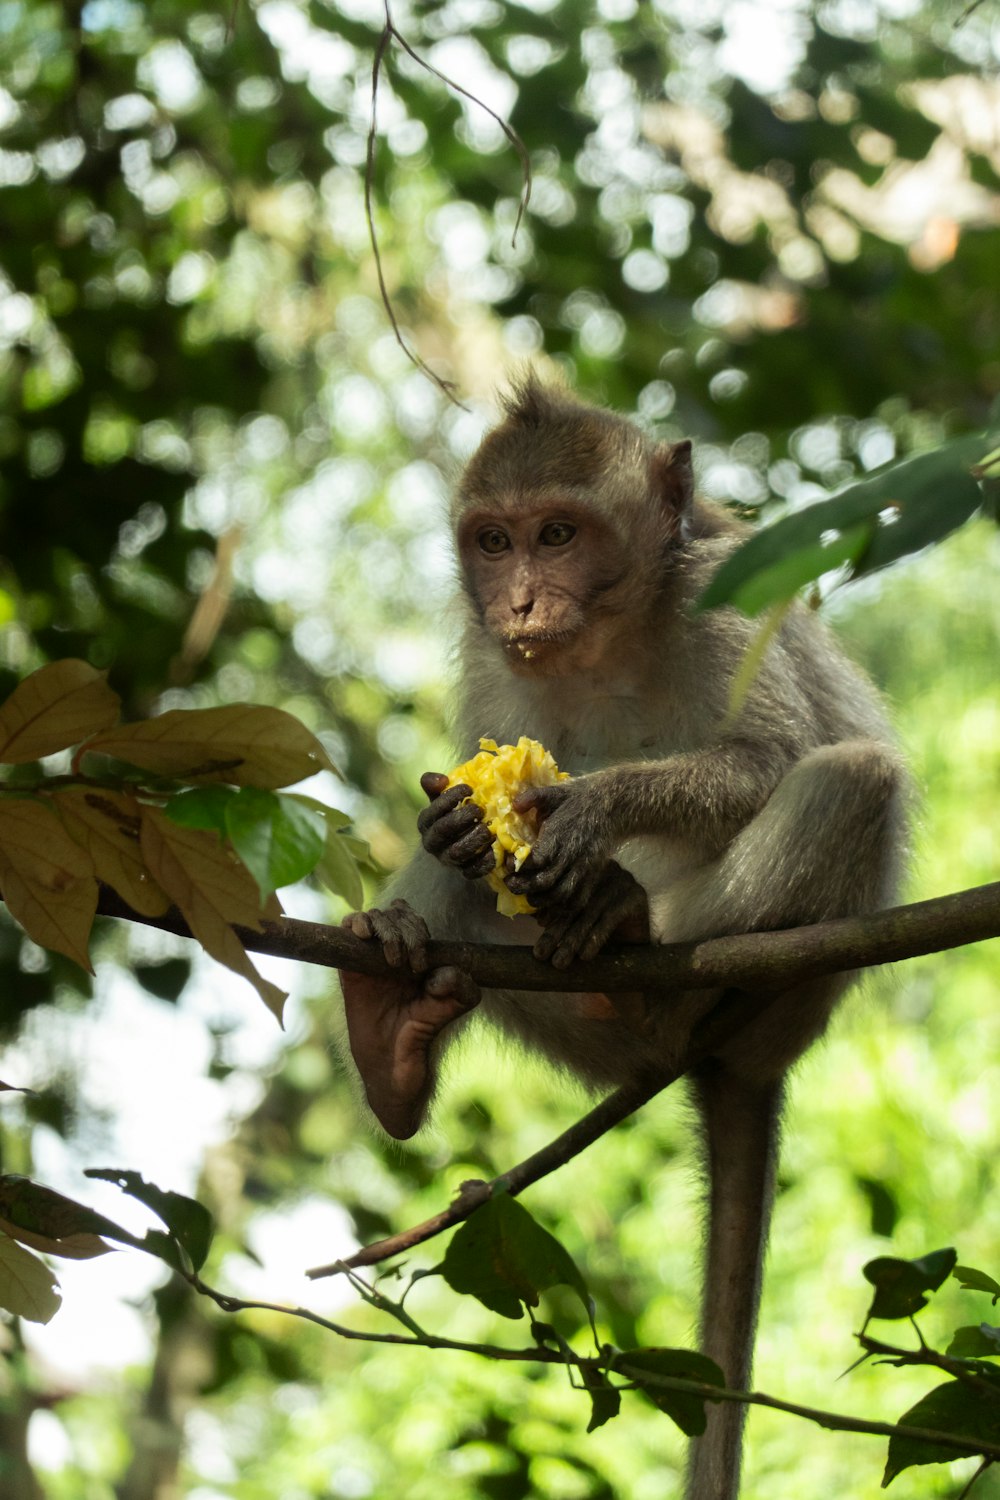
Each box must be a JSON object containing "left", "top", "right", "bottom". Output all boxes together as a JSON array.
[{"left": 457, "top": 500, "right": 631, "bottom": 677}]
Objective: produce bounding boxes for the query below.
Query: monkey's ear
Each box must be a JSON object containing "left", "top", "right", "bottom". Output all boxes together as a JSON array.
[{"left": 651, "top": 439, "right": 694, "bottom": 539}]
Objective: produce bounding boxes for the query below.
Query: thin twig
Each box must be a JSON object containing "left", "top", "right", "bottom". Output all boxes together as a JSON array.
[
  {"left": 860, "top": 1334, "right": 1000, "bottom": 1402},
  {"left": 182, "top": 1269, "right": 1000, "bottom": 1467},
  {"left": 388, "top": 16, "right": 532, "bottom": 245},
  {"left": 364, "top": 0, "right": 532, "bottom": 404},
  {"left": 307, "top": 988, "right": 785, "bottom": 1277},
  {"left": 613, "top": 1365, "right": 1000, "bottom": 1464},
  {"left": 956, "top": 1459, "right": 992, "bottom": 1500}
]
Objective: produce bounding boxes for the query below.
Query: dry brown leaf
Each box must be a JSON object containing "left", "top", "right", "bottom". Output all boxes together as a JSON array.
[
  {"left": 0, "top": 660, "right": 120, "bottom": 764},
  {"left": 0, "top": 1233, "right": 61, "bottom": 1323},
  {"left": 139, "top": 808, "right": 285, "bottom": 1022},
  {"left": 0, "top": 798, "right": 98, "bottom": 969},
  {"left": 0, "top": 1213, "right": 111, "bottom": 1260},
  {"left": 53, "top": 787, "right": 170, "bottom": 917},
  {"left": 87, "top": 704, "right": 337, "bottom": 787}
]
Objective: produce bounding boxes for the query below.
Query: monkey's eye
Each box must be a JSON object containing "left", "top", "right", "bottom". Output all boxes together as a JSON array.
[
  {"left": 477, "top": 528, "right": 510, "bottom": 555},
  {"left": 539, "top": 521, "right": 576, "bottom": 547}
]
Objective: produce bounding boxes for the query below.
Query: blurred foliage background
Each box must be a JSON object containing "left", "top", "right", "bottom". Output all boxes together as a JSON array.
[{"left": 0, "top": 0, "right": 999, "bottom": 1495}]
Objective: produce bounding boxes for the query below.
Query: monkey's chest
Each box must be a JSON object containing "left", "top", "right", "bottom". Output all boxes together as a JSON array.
[{"left": 532, "top": 700, "right": 674, "bottom": 773}]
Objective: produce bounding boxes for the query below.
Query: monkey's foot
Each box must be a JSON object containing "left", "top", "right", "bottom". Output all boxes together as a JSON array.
[{"left": 341, "top": 965, "right": 480, "bottom": 1139}]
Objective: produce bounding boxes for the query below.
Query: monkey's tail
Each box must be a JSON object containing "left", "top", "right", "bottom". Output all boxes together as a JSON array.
[{"left": 685, "top": 1063, "right": 784, "bottom": 1500}]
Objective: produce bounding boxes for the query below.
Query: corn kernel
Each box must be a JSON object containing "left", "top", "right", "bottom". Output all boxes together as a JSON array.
[{"left": 446, "top": 737, "right": 569, "bottom": 916}]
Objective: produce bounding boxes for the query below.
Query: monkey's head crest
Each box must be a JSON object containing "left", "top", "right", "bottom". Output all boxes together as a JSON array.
[{"left": 499, "top": 371, "right": 580, "bottom": 429}]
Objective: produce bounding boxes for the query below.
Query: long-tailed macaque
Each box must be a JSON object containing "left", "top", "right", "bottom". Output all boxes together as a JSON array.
[{"left": 339, "top": 376, "right": 907, "bottom": 1500}]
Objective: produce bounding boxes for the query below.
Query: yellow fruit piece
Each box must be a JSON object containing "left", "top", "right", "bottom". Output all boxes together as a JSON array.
[{"left": 446, "top": 737, "right": 570, "bottom": 917}]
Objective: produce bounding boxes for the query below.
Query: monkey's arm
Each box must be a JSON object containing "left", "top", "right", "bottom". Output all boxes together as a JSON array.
[{"left": 506, "top": 737, "right": 797, "bottom": 907}]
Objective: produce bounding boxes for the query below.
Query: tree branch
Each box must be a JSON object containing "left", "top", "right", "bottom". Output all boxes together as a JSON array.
[
  {"left": 184, "top": 1268, "right": 1000, "bottom": 1468},
  {"left": 85, "top": 879, "right": 999, "bottom": 1278},
  {"left": 307, "top": 986, "right": 779, "bottom": 1276},
  {"left": 93, "top": 878, "right": 1000, "bottom": 995}
]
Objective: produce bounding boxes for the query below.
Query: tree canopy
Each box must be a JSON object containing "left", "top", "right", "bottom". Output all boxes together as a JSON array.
[{"left": 1, "top": 0, "right": 999, "bottom": 1495}]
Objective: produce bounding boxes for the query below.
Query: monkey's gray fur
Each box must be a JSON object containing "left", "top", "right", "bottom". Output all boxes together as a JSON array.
[{"left": 346, "top": 376, "right": 909, "bottom": 1500}]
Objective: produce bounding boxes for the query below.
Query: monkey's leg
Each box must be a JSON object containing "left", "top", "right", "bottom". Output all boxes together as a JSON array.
[
  {"left": 340, "top": 965, "right": 480, "bottom": 1140},
  {"left": 686, "top": 1067, "right": 783, "bottom": 1500},
  {"left": 653, "top": 739, "right": 906, "bottom": 1073}
]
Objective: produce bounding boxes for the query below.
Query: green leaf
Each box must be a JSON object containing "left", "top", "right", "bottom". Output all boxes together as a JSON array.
[
  {"left": 284, "top": 795, "right": 353, "bottom": 830},
  {"left": 614, "top": 1348, "right": 726, "bottom": 1436},
  {"left": 335, "top": 832, "right": 378, "bottom": 870},
  {"left": 883, "top": 1379, "right": 1000, "bottom": 1485},
  {"left": 863, "top": 1248, "right": 957, "bottom": 1320},
  {"left": 856, "top": 1176, "right": 899, "bottom": 1239},
  {"left": 946, "top": 1325, "right": 1000, "bottom": 1358},
  {"left": 954, "top": 1266, "right": 1000, "bottom": 1304},
  {"left": 972, "top": 443, "right": 1000, "bottom": 481},
  {"left": 134, "top": 957, "right": 192, "bottom": 1003},
  {"left": 698, "top": 432, "right": 993, "bottom": 614},
  {"left": 314, "top": 825, "right": 366, "bottom": 909},
  {"left": 223, "top": 788, "right": 326, "bottom": 898},
  {"left": 164, "top": 786, "right": 236, "bottom": 833},
  {"left": 84, "top": 1169, "right": 214, "bottom": 1271},
  {"left": 730, "top": 522, "right": 873, "bottom": 616},
  {"left": 0, "top": 1233, "right": 61, "bottom": 1323},
  {"left": 439, "top": 1193, "right": 590, "bottom": 1322},
  {"left": 581, "top": 1366, "right": 622, "bottom": 1432}
]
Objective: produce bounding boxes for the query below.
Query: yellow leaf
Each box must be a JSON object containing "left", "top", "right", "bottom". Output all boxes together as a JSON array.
[
  {"left": 0, "top": 1213, "right": 111, "bottom": 1261},
  {"left": 0, "top": 660, "right": 120, "bottom": 764},
  {"left": 86, "top": 705, "right": 337, "bottom": 788},
  {"left": 0, "top": 798, "right": 97, "bottom": 969},
  {"left": 53, "top": 787, "right": 170, "bottom": 917},
  {"left": 139, "top": 808, "right": 286, "bottom": 1022},
  {"left": 0, "top": 1232, "right": 61, "bottom": 1323}
]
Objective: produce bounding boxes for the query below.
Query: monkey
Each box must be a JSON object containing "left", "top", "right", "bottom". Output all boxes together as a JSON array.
[{"left": 338, "top": 375, "right": 907, "bottom": 1500}]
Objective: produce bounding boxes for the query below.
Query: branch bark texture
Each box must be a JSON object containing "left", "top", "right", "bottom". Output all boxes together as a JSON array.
[{"left": 94, "top": 879, "right": 1000, "bottom": 995}]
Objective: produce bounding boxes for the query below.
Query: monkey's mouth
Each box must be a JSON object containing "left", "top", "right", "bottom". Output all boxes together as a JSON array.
[{"left": 501, "top": 630, "right": 573, "bottom": 661}]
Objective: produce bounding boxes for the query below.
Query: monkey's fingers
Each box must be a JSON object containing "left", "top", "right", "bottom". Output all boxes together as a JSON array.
[
  {"left": 506, "top": 852, "right": 580, "bottom": 899},
  {"left": 419, "top": 771, "right": 451, "bottom": 802},
  {"left": 512, "top": 784, "right": 570, "bottom": 823},
  {"left": 420, "top": 798, "right": 493, "bottom": 873},
  {"left": 417, "top": 784, "right": 478, "bottom": 838},
  {"left": 343, "top": 901, "right": 430, "bottom": 972},
  {"left": 532, "top": 879, "right": 618, "bottom": 968}
]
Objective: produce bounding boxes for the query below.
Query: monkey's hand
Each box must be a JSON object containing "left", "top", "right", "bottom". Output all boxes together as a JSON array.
[
  {"left": 504, "top": 780, "right": 613, "bottom": 908},
  {"left": 531, "top": 861, "right": 650, "bottom": 969},
  {"left": 416, "top": 771, "right": 496, "bottom": 879},
  {"left": 341, "top": 902, "right": 480, "bottom": 1139}
]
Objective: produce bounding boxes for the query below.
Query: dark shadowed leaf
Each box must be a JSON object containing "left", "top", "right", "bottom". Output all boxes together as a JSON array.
[
  {"left": 0, "top": 1174, "right": 129, "bottom": 1257},
  {"left": 946, "top": 1325, "right": 1000, "bottom": 1358},
  {"left": 85, "top": 1168, "right": 213, "bottom": 1271},
  {"left": 439, "top": 1192, "right": 590, "bottom": 1322},
  {"left": 134, "top": 957, "right": 193, "bottom": 1002},
  {"left": 863, "top": 1248, "right": 957, "bottom": 1320},
  {"left": 581, "top": 1366, "right": 622, "bottom": 1432},
  {"left": 615, "top": 1348, "right": 726, "bottom": 1435},
  {"left": 699, "top": 433, "right": 994, "bottom": 614},
  {"left": 954, "top": 1266, "right": 1000, "bottom": 1304},
  {"left": 883, "top": 1378, "right": 1000, "bottom": 1485},
  {"left": 856, "top": 1176, "right": 899, "bottom": 1238}
]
